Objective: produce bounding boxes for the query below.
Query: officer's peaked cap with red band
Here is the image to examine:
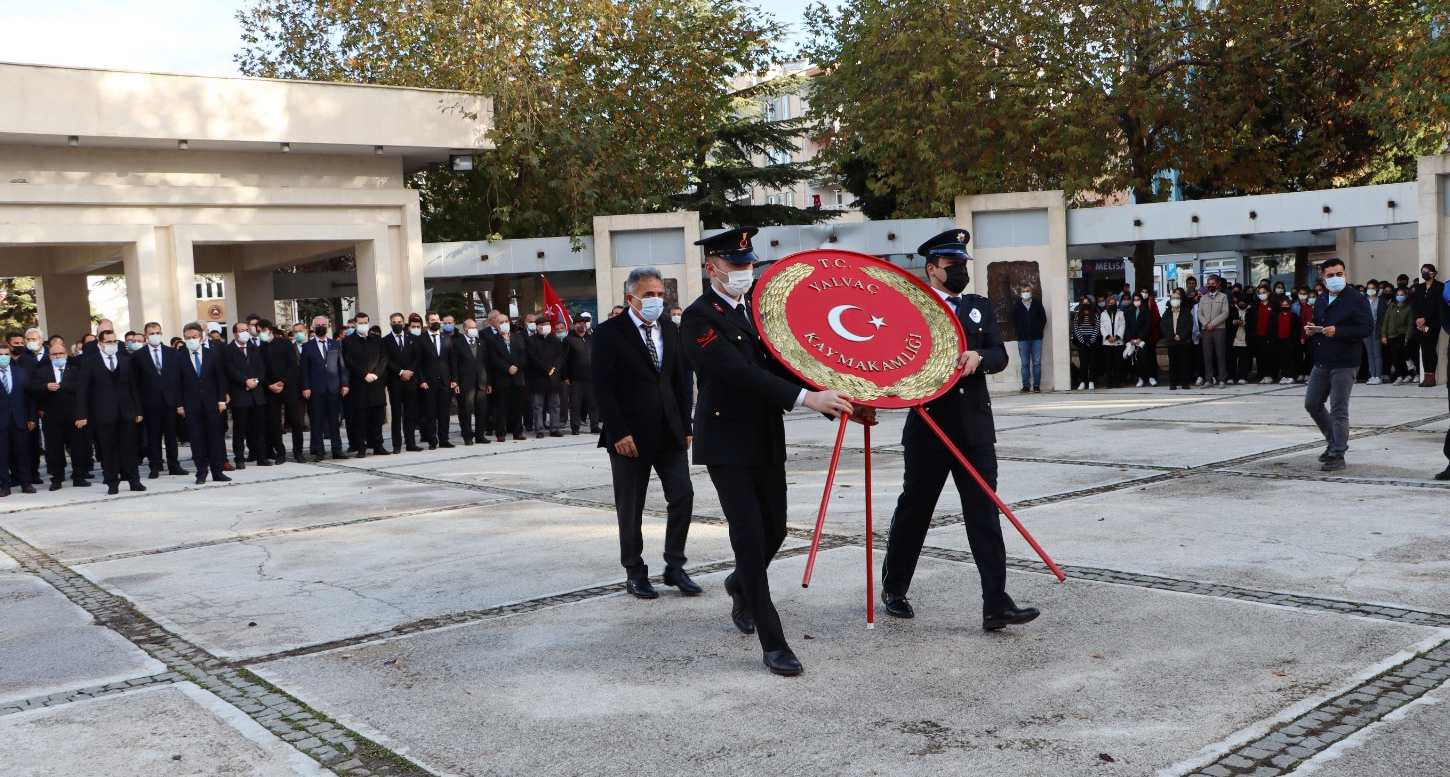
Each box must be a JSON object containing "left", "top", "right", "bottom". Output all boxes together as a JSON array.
[{"left": 694, "top": 226, "right": 761, "bottom": 264}]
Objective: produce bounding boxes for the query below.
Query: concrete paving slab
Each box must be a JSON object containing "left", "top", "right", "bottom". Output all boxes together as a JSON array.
[
  {"left": 989, "top": 392, "right": 1205, "bottom": 418},
  {"left": 1226, "top": 431, "right": 1450, "bottom": 482},
  {"left": 0, "top": 549, "right": 17, "bottom": 571},
  {"left": 0, "top": 459, "right": 319, "bottom": 512},
  {"left": 0, "top": 683, "right": 330, "bottom": 777},
  {"left": 993, "top": 418, "right": 1324, "bottom": 467},
  {"left": 1414, "top": 416, "right": 1449, "bottom": 434},
  {"left": 78, "top": 500, "right": 780, "bottom": 659},
  {"left": 365, "top": 444, "right": 617, "bottom": 493},
  {"left": 0, "top": 471, "right": 499, "bottom": 563},
  {"left": 1116, "top": 392, "right": 1444, "bottom": 428},
  {"left": 254, "top": 547, "right": 1435, "bottom": 777},
  {"left": 927, "top": 472, "right": 1450, "bottom": 614},
  {"left": 1298, "top": 685, "right": 1450, "bottom": 777},
  {"left": 0, "top": 574, "right": 164, "bottom": 704}
]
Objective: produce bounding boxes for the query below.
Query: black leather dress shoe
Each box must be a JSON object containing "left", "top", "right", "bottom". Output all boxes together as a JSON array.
[
  {"left": 106, "top": 484, "right": 119, "bottom": 495},
  {"left": 195, "top": 474, "right": 208, "bottom": 485},
  {"left": 354, "top": 451, "right": 367, "bottom": 459},
  {"left": 983, "top": 606, "right": 1040, "bottom": 631},
  {"left": 169, "top": 467, "right": 189, "bottom": 476},
  {"left": 662, "top": 567, "right": 703, "bottom": 596},
  {"left": 882, "top": 591, "right": 914, "bottom": 619},
  {"left": 1436, "top": 467, "right": 1450, "bottom": 481},
  {"left": 212, "top": 472, "right": 232, "bottom": 483},
  {"left": 406, "top": 446, "right": 425, "bottom": 452},
  {"left": 128, "top": 481, "right": 146, "bottom": 492},
  {"left": 0, "top": 487, "right": 9, "bottom": 497},
  {"left": 49, "top": 481, "right": 63, "bottom": 492},
  {"left": 723, "top": 573, "right": 755, "bottom": 634},
  {"left": 439, "top": 441, "right": 456, "bottom": 449},
  {"left": 372, "top": 449, "right": 391, "bottom": 456},
  {"left": 763, "top": 649, "right": 803, "bottom": 676},
  {"left": 625, "top": 578, "right": 659, "bottom": 599},
  {"left": 148, "top": 469, "right": 160, "bottom": 480},
  {"left": 73, "top": 479, "right": 92, "bottom": 487},
  {"left": 21, "top": 484, "right": 35, "bottom": 494}
]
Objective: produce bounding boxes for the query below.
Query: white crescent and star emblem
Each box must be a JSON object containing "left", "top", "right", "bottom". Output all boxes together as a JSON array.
[
  {"left": 969, "top": 308, "right": 982, "bottom": 323},
  {"left": 826, "top": 304, "right": 884, "bottom": 342}
]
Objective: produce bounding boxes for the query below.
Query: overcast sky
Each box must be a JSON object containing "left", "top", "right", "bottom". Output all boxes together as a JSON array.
[{"left": 0, "top": 0, "right": 839, "bottom": 78}]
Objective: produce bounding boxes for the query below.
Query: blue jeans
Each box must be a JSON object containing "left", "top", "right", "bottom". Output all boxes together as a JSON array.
[{"left": 1018, "top": 339, "right": 1043, "bottom": 388}]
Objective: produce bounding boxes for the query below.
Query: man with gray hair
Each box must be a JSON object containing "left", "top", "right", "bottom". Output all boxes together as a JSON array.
[{"left": 592, "top": 267, "right": 697, "bottom": 598}]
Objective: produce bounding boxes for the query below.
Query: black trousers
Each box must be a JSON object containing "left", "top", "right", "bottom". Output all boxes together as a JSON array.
[
  {"left": 92, "top": 420, "right": 140, "bottom": 485},
  {"left": 491, "top": 383, "right": 526, "bottom": 438},
  {"left": 708, "top": 463, "right": 790, "bottom": 653},
  {"left": 1386, "top": 339, "right": 1410, "bottom": 380},
  {"left": 343, "top": 392, "right": 360, "bottom": 451},
  {"left": 419, "top": 384, "right": 452, "bottom": 445},
  {"left": 1074, "top": 340, "right": 1097, "bottom": 385},
  {"left": 1419, "top": 328, "right": 1442, "bottom": 377},
  {"left": 0, "top": 422, "right": 32, "bottom": 487},
  {"left": 609, "top": 442, "right": 693, "bottom": 579},
  {"left": 1133, "top": 344, "right": 1156, "bottom": 380},
  {"left": 1167, "top": 343, "right": 1193, "bottom": 387},
  {"left": 308, "top": 392, "right": 344, "bottom": 454},
  {"left": 568, "top": 379, "right": 597, "bottom": 432},
  {"left": 1253, "top": 337, "right": 1274, "bottom": 380},
  {"left": 185, "top": 408, "right": 227, "bottom": 477},
  {"left": 356, "top": 403, "right": 385, "bottom": 451},
  {"left": 1229, "top": 344, "right": 1253, "bottom": 382},
  {"left": 455, "top": 385, "right": 487, "bottom": 442},
  {"left": 387, "top": 379, "right": 419, "bottom": 449},
  {"left": 230, "top": 404, "right": 264, "bottom": 463},
  {"left": 262, "top": 391, "right": 285, "bottom": 460},
  {"left": 1274, "top": 339, "right": 1299, "bottom": 381},
  {"left": 1102, "top": 345, "right": 1125, "bottom": 386},
  {"left": 27, "top": 425, "right": 41, "bottom": 483},
  {"left": 41, "top": 411, "right": 85, "bottom": 483},
  {"left": 141, "top": 403, "right": 182, "bottom": 472},
  {"left": 883, "top": 433, "right": 1010, "bottom": 614}
]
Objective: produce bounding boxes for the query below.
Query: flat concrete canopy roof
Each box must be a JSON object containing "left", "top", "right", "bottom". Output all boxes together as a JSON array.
[{"left": 0, "top": 61, "right": 492, "bottom": 171}]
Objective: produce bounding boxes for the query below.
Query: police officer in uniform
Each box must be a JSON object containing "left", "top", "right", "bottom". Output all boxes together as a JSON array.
[
  {"left": 880, "top": 229, "right": 1040, "bottom": 631},
  {"left": 679, "top": 227, "right": 859, "bottom": 677}
]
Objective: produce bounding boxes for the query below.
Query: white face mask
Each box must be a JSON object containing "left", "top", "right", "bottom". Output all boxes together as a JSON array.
[
  {"left": 185, "top": 337, "right": 203, "bottom": 351},
  {"left": 671, "top": 315, "right": 682, "bottom": 325},
  {"left": 1366, "top": 288, "right": 1378, "bottom": 297},
  {"left": 526, "top": 322, "right": 537, "bottom": 333},
  {"left": 409, "top": 327, "right": 422, "bottom": 337},
  {"left": 101, "top": 343, "right": 118, "bottom": 356},
  {"left": 634, "top": 296, "right": 665, "bottom": 323},
  {"left": 712, "top": 263, "right": 754, "bottom": 298},
  {"left": 1257, "top": 294, "right": 1269, "bottom": 301},
  {"left": 26, "top": 340, "right": 42, "bottom": 352},
  {"left": 1020, "top": 292, "right": 1032, "bottom": 301},
  {"left": 497, "top": 322, "right": 510, "bottom": 335},
  {"left": 237, "top": 331, "right": 252, "bottom": 344},
  {"left": 538, "top": 325, "right": 552, "bottom": 336},
  {"left": 147, "top": 333, "right": 163, "bottom": 346},
  {"left": 1170, "top": 298, "right": 1182, "bottom": 308},
  {"left": 1132, "top": 300, "right": 1141, "bottom": 307},
  {"left": 465, "top": 328, "right": 478, "bottom": 338}
]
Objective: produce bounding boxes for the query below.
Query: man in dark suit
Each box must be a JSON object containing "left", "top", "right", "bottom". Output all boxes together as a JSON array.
[
  {"left": 0, "top": 343, "right": 37, "bottom": 496},
  {"left": 449, "top": 317, "right": 491, "bottom": 445},
  {"left": 417, "top": 311, "right": 455, "bottom": 449},
  {"left": 31, "top": 340, "right": 88, "bottom": 489},
  {"left": 384, "top": 312, "right": 424, "bottom": 452},
  {"left": 19, "top": 328, "right": 46, "bottom": 484},
  {"left": 879, "top": 230, "right": 1039, "bottom": 632},
  {"left": 564, "top": 315, "right": 598, "bottom": 435},
  {"left": 74, "top": 330, "right": 145, "bottom": 495},
  {"left": 594, "top": 268, "right": 696, "bottom": 598},
  {"left": 679, "top": 227, "right": 856, "bottom": 677},
  {"left": 526, "top": 316, "right": 566, "bottom": 438},
  {"left": 341, "top": 312, "right": 390, "bottom": 457},
  {"left": 176, "top": 323, "right": 232, "bottom": 484},
  {"left": 223, "top": 322, "right": 270, "bottom": 469},
  {"left": 258, "top": 321, "right": 300, "bottom": 464},
  {"left": 135, "top": 321, "right": 187, "bottom": 478},
  {"left": 487, "top": 311, "right": 528, "bottom": 442},
  {"left": 300, "top": 316, "right": 350, "bottom": 460}
]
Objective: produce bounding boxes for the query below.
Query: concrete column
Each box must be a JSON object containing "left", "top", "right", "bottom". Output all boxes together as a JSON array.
[
  {"left": 517, "top": 275, "right": 538, "bottom": 317},
  {"left": 232, "top": 268, "right": 275, "bottom": 328},
  {"left": 355, "top": 238, "right": 385, "bottom": 320},
  {"left": 34, "top": 267, "right": 93, "bottom": 341},
  {"left": 123, "top": 228, "right": 174, "bottom": 336}
]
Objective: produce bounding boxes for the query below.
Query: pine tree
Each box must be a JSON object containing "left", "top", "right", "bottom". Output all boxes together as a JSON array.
[{"left": 670, "top": 77, "right": 839, "bottom": 230}]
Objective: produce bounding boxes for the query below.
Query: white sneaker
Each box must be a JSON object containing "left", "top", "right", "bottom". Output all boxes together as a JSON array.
[
  {"left": 1260, "top": 377, "right": 1272, "bottom": 384},
  {"left": 1088, "top": 382, "right": 1095, "bottom": 390},
  {"left": 1136, "top": 379, "right": 1144, "bottom": 387},
  {"left": 1367, "top": 377, "right": 1381, "bottom": 385},
  {"left": 1195, "top": 377, "right": 1204, "bottom": 386},
  {"left": 1077, "top": 382, "right": 1086, "bottom": 391},
  {"left": 1279, "top": 377, "right": 1292, "bottom": 384},
  {"left": 1149, "top": 378, "right": 1158, "bottom": 386}
]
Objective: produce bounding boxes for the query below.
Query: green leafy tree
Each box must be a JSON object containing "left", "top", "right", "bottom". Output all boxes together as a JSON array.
[
  {"left": 0, "top": 278, "right": 38, "bottom": 333},
  {"left": 238, "top": 0, "right": 782, "bottom": 241},
  {"left": 669, "top": 77, "right": 838, "bottom": 229}
]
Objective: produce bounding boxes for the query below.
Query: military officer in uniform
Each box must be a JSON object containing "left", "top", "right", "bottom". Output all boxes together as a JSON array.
[
  {"left": 880, "top": 229, "right": 1040, "bottom": 631},
  {"left": 679, "top": 227, "right": 859, "bottom": 677}
]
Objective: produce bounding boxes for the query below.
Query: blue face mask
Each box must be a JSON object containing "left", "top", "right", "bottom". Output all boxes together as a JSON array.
[
  {"left": 442, "top": 323, "right": 455, "bottom": 333},
  {"left": 0, "top": 355, "right": 10, "bottom": 367},
  {"left": 52, "top": 357, "right": 66, "bottom": 369},
  {"left": 1324, "top": 276, "right": 1347, "bottom": 293},
  {"left": 635, "top": 296, "right": 665, "bottom": 323},
  {"left": 1396, "top": 295, "right": 1407, "bottom": 303}
]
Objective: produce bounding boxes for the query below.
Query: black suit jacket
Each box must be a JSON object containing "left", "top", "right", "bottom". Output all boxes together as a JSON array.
[
  {"left": 384, "top": 330, "right": 422, "bottom": 386},
  {"left": 29, "top": 357, "right": 81, "bottom": 420},
  {"left": 679, "top": 290, "right": 808, "bottom": 467},
  {"left": 75, "top": 351, "right": 140, "bottom": 424},
  {"left": 134, "top": 344, "right": 182, "bottom": 410},
  {"left": 417, "top": 330, "right": 452, "bottom": 387},
  {"left": 177, "top": 346, "right": 229, "bottom": 414},
  {"left": 487, "top": 330, "right": 528, "bottom": 388},
  {"left": 262, "top": 339, "right": 302, "bottom": 399},
  {"left": 223, "top": 340, "right": 267, "bottom": 408},
  {"left": 904, "top": 293, "right": 1009, "bottom": 448},
  {"left": 450, "top": 334, "right": 490, "bottom": 392},
  {"left": 591, "top": 312, "right": 691, "bottom": 457},
  {"left": 525, "top": 334, "right": 565, "bottom": 390},
  {"left": 342, "top": 333, "right": 388, "bottom": 407}
]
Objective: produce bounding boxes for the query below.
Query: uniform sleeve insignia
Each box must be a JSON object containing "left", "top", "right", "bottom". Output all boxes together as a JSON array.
[
  {"left": 712, "top": 302, "right": 724, "bottom": 312},
  {"left": 696, "top": 329, "right": 719, "bottom": 347},
  {"left": 969, "top": 308, "right": 982, "bottom": 323}
]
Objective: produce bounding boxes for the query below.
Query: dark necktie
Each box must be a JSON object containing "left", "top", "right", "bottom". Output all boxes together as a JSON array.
[
  {"left": 193, "top": 352, "right": 202, "bottom": 376},
  {"left": 641, "top": 323, "right": 660, "bottom": 372},
  {"left": 946, "top": 296, "right": 961, "bottom": 313},
  {"left": 152, "top": 347, "right": 162, "bottom": 372}
]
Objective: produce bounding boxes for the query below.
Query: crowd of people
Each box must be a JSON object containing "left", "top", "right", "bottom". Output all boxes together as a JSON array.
[
  {"left": 1067, "top": 264, "right": 1448, "bottom": 391},
  {"left": 0, "top": 306, "right": 648, "bottom": 496}
]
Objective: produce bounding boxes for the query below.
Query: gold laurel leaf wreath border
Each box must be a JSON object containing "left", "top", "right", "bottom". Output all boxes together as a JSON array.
[{"left": 757, "top": 262, "right": 960, "bottom": 402}]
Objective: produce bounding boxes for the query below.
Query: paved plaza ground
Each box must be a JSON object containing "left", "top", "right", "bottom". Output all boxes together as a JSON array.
[{"left": 1, "top": 383, "right": 1447, "bottom": 777}]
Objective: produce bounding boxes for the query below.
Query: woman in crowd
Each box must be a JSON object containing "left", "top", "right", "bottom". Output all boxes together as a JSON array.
[
  {"left": 1160, "top": 289, "right": 1194, "bottom": 389},
  {"left": 1099, "top": 296, "right": 1127, "bottom": 389},
  {"left": 1226, "top": 297, "right": 1253, "bottom": 384},
  {"left": 1270, "top": 295, "right": 1301, "bottom": 384},
  {"left": 1072, "top": 295, "right": 1100, "bottom": 390},
  {"left": 1381, "top": 285, "right": 1416, "bottom": 384},
  {"left": 1125, "top": 293, "right": 1156, "bottom": 386}
]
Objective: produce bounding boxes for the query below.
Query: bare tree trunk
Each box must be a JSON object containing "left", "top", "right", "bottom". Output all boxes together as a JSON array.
[{"left": 1294, "top": 246, "right": 1309, "bottom": 288}]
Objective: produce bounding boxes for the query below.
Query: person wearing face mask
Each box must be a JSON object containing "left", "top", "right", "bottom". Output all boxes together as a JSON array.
[
  {"left": 10, "top": 329, "right": 44, "bottom": 487},
  {"left": 1410, "top": 264, "right": 1444, "bottom": 387},
  {"left": 1269, "top": 295, "right": 1300, "bottom": 384},
  {"left": 73, "top": 330, "right": 145, "bottom": 495},
  {"left": 174, "top": 323, "right": 232, "bottom": 484},
  {"left": 133, "top": 321, "right": 186, "bottom": 479},
  {"left": 339, "top": 312, "right": 390, "bottom": 458},
  {"left": 1362, "top": 280, "right": 1388, "bottom": 386},
  {"left": 1381, "top": 286, "right": 1415, "bottom": 385},
  {"left": 1300, "top": 290, "right": 1320, "bottom": 382},
  {"left": 1303, "top": 258, "right": 1373, "bottom": 471},
  {"left": 1010, "top": 283, "right": 1047, "bottom": 393},
  {"left": 562, "top": 315, "right": 597, "bottom": 435},
  {"left": 1071, "top": 296, "right": 1100, "bottom": 390},
  {"left": 680, "top": 227, "right": 861, "bottom": 677},
  {"left": 0, "top": 343, "right": 37, "bottom": 496},
  {"left": 30, "top": 339, "right": 88, "bottom": 489},
  {"left": 1160, "top": 289, "right": 1194, "bottom": 389},
  {"left": 1125, "top": 293, "right": 1158, "bottom": 386},
  {"left": 257, "top": 320, "right": 303, "bottom": 464},
  {"left": 1099, "top": 296, "right": 1126, "bottom": 388},
  {"left": 1246, "top": 287, "right": 1276, "bottom": 383},
  {"left": 486, "top": 310, "right": 529, "bottom": 441},
  {"left": 879, "top": 229, "right": 1039, "bottom": 640},
  {"left": 1225, "top": 297, "right": 1251, "bottom": 384},
  {"left": 384, "top": 313, "right": 424, "bottom": 452},
  {"left": 222, "top": 321, "right": 269, "bottom": 470},
  {"left": 525, "top": 315, "right": 566, "bottom": 438},
  {"left": 1196, "top": 274, "right": 1230, "bottom": 388},
  {"left": 416, "top": 311, "right": 456, "bottom": 449},
  {"left": 592, "top": 267, "right": 697, "bottom": 599},
  {"left": 299, "top": 316, "right": 351, "bottom": 461},
  {"left": 447, "top": 316, "right": 491, "bottom": 446}
]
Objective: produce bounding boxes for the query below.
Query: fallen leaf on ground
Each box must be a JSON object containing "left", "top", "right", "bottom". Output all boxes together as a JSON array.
[
  {"left": 1099, "top": 753, "right": 1115, "bottom": 763},
  {"left": 1272, "top": 668, "right": 1288, "bottom": 677},
  {"left": 383, "top": 657, "right": 399, "bottom": 666},
  {"left": 1088, "top": 652, "right": 1104, "bottom": 659}
]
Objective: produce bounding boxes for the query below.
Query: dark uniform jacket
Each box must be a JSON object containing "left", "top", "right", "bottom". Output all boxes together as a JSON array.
[
  {"left": 450, "top": 333, "right": 490, "bottom": 392},
  {"left": 591, "top": 312, "right": 691, "bottom": 458},
  {"left": 223, "top": 340, "right": 267, "bottom": 408},
  {"left": 908, "top": 294, "right": 1008, "bottom": 448},
  {"left": 679, "top": 289, "right": 809, "bottom": 467},
  {"left": 341, "top": 332, "right": 388, "bottom": 407}
]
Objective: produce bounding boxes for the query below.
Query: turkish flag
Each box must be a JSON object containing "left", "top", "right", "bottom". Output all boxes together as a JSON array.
[{"left": 540, "top": 275, "right": 572, "bottom": 329}]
